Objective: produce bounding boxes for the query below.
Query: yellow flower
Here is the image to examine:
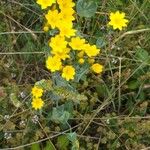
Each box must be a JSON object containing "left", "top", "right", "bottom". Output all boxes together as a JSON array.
[
  {"left": 91, "top": 63, "right": 103, "bottom": 73},
  {"left": 108, "top": 11, "right": 129, "bottom": 30},
  {"left": 69, "top": 37, "right": 86, "bottom": 50},
  {"left": 46, "top": 56, "right": 62, "bottom": 72},
  {"left": 78, "top": 58, "right": 85, "bottom": 64},
  {"left": 56, "top": 9, "right": 75, "bottom": 30},
  {"left": 49, "top": 35, "right": 67, "bottom": 52},
  {"left": 32, "top": 98, "right": 44, "bottom": 110},
  {"left": 84, "top": 44, "right": 100, "bottom": 57},
  {"left": 57, "top": 0, "right": 75, "bottom": 10},
  {"left": 52, "top": 48, "right": 70, "bottom": 60},
  {"left": 59, "top": 25, "right": 76, "bottom": 38},
  {"left": 31, "top": 86, "right": 43, "bottom": 98},
  {"left": 59, "top": 8, "right": 75, "bottom": 22},
  {"left": 36, "top": 0, "right": 55, "bottom": 9},
  {"left": 45, "top": 10, "right": 60, "bottom": 29},
  {"left": 62, "top": 65, "right": 75, "bottom": 81}
]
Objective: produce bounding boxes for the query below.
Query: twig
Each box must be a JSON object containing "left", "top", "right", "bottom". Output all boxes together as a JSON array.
[
  {"left": 0, "top": 52, "right": 45, "bottom": 55},
  {"left": 113, "top": 28, "right": 150, "bottom": 44},
  {"left": 0, "top": 31, "right": 44, "bottom": 35},
  {"left": 141, "top": 147, "right": 150, "bottom": 150}
]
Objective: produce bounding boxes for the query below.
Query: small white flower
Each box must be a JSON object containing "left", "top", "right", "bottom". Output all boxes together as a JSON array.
[
  {"left": 4, "top": 115, "right": 10, "bottom": 120},
  {"left": 4, "top": 132, "right": 12, "bottom": 140},
  {"left": 20, "top": 91, "right": 26, "bottom": 99},
  {"left": 32, "top": 115, "right": 39, "bottom": 124},
  {"left": 19, "top": 120, "right": 26, "bottom": 127}
]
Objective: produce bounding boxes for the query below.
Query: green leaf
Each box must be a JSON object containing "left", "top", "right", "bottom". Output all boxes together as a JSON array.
[
  {"left": 52, "top": 73, "right": 74, "bottom": 90},
  {"left": 54, "top": 87, "right": 87, "bottom": 103},
  {"left": 44, "top": 141, "right": 56, "bottom": 150},
  {"left": 95, "top": 84, "right": 109, "bottom": 97},
  {"left": 76, "top": 0, "right": 98, "bottom": 18},
  {"left": 135, "top": 48, "right": 149, "bottom": 62},
  {"left": 96, "top": 37, "right": 106, "bottom": 48},
  {"left": 31, "top": 143, "right": 40, "bottom": 150},
  {"left": 51, "top": 107, "right": 70, "bottom": 124},
  {"left": 128, "top": 80, "right": 140, "bottom": 90},
  {"left": 64, "top": 101, "right": 74, "bottom": 114},
  {"left": 35, "top": 79, "right": 52, "bottom": 90},
  {"left": 75, "top": 63, "right": 89, "bottom": 82},
  {"left": 10, "top": 93, "right": 21, "bottom": 108},
  {"left": 67, "top": 132, "right": 77, "bottom": 142},
  {"left": 57, "top": 135, "right": 69, "bottom": 150}
]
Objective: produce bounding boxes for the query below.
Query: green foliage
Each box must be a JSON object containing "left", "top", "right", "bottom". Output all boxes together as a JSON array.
[
  {"left": 67, "top": 132, "right": 80, "bottom": 150},
  {"left": 128, "top": 80, "right": 140, "bottom": 90},
  {"left": 35, "top": 79, "right": 53, "bottom": 90},
  {"left": 44, "top": 141, "right": 56, "bottom": 150},
  {"left": 135, "top": 47, "right": 150, "bottom": 62},
  {"left": 96, "top": 37, "right": 106, "bottom": 48},
  {"left": 10, "top": 93, "right": 21, "bottom": 108},
  {"left": 51, "top": 107, "right": 70, "bottom": 124},
  {"left": 31, "top": 143, "right": 40, "bottom": 150},
  {"left": 76, "top": 0, "right": 98, "bottom": 18},
  {"left": 53, "top": 87, "right": 87, "bottom": 103},
  {"left": 57, "top": 135, "right": 69, "bottom": 150}
]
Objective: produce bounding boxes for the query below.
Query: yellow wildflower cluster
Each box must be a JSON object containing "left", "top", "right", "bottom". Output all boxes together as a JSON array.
[
  {"left": 33, "top": 1, "right": 129, "bottom": 111},
  {"left": 31, "top": 86, "right": 44, "bottom": 110},
  {"left": 36, "top": 0, "right": 104, "bottom": 81}
]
